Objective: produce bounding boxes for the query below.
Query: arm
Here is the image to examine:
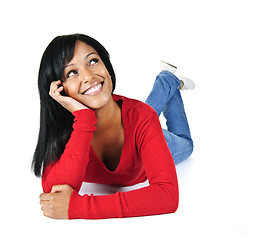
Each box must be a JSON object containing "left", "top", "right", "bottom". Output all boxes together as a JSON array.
[
  {"left": 68, "top": 111, "right": 178, "bottom": 219},
  {"left": 42, "top": 80, "right": 97, "bottom": 193},
  {"left": 42, "top": 109, "right": 97, "bottom": 193}
]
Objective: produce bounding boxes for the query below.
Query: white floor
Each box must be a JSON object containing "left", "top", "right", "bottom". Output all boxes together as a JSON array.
[
  {"left": 79, "top": 180, "right": 150, "bottom": 196},
  {"left": 1, "top": 1, "right": 267, "bottom": 239}
]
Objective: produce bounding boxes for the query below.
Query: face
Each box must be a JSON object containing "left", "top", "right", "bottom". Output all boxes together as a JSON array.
[{"left": 62, "top": 40, "right": 113, "bottom": 110}]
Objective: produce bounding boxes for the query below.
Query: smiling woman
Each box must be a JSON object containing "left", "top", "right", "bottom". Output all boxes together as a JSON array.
[
  {"left": 60, "top": 41, "right": 113, "bottom": 110},
  {"left": 32, "top": 33, "right": 194, "bottom": 219},
  {"left": 33, "top": 34, "right": 117, "bottom": 177}
]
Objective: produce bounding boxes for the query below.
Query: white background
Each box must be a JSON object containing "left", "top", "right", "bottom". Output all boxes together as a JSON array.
[{"left": 1, "top": 0, "right": 266, "bottom": 239}]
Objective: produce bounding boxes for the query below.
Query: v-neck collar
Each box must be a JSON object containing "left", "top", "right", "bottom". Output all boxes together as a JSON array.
[{"left": 90, "top": 94, "right": 128, "bottom": 173}]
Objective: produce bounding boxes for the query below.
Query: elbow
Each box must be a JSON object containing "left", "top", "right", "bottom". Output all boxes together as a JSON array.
[
  {"left": 156, "top": 182, "right": 179, "bottom": 214},
  {"left": 163, "top": 178, "right": 179, "bottom": 214},
  {"left": 41, "top": 164, "right": 83, "bottom": 193},
  {"left": 168, "top": 186, "right": 179, "bottom": 214},
  {"left": 171, "top": 195, "right": 179, "bottom": 213},
  {"left": 172, "top": 180, "right": 179, "bottom": 213},
  {"left": 42, "top": 176, "right": 82, "bottom": 193}
]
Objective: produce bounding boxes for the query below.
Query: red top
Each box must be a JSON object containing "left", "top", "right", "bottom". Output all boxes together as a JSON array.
[{"left": 42, "top": 94, "right": 179, "bottom": 219}]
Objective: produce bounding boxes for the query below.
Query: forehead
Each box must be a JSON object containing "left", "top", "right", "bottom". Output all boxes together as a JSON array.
[{"left": 72, "top": 40, "right": 98, "bottom": 58}]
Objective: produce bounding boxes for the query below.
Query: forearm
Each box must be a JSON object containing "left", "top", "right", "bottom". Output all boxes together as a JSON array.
[{"left": 68, "top": 179, "right": 178, "bottom": 219}]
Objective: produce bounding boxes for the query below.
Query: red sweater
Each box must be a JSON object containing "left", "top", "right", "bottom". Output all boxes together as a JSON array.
[{"left": 42, "top": 94, "right": 179, "bottom": 219}]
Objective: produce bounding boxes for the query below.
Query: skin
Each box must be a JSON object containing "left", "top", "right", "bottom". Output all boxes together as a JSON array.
[{"left": 40, "top": 40, "right": 124, "bottom": 219}]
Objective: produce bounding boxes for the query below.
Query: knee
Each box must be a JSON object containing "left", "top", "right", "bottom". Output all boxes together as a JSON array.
[
  {"left": 158, "top": 70, "right": 171, "bottom": 77},
  {"left": 173, "top": 138, "right": 194, "bottom": 165},
  {"left": 157, "top": 70, "right": 177, "bottom": 81},
  {"left": 189, "top": 139, "right": 194, "bottom": 153},
  {"left": 186, "top": 138, "right": 194, "bottom": 158}
]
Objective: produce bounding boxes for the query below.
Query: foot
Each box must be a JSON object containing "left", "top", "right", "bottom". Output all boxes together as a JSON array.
[
  {"left": 160, "top": 61, "right": 195, "bottom": 90},
  {"left": 178, "top": 76, "right": 195, "bottom": 90}
]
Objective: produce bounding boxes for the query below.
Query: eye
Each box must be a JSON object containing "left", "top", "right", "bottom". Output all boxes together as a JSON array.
[
  {"left": 66, "top": 70, "right": 78, "bottom": 78},
  {"left": 89, "top": 58, "right": 99, "bottom": 66}
]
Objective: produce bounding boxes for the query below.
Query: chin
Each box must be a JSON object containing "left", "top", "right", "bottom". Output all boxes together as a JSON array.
[{"left": 85, "top": 94, "right": 112, "bottom": 110}]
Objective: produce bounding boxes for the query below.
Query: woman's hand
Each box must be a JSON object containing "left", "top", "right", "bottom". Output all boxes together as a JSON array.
[
  {"left": 49, "top": 80, "right": 88, "bottom": 113},
  {"left": 39, "top": 184, "right": 74, "bottom": 219}
]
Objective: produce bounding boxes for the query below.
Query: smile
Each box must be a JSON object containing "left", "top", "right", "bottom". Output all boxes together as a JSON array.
[{"left": 83, "top": 82, "right": 103, "bottom": 96}]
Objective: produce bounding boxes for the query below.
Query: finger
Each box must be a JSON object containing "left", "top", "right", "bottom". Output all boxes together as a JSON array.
[
  {"left": 51, "top": 185, "right": 64, "bottom": 193},
  {"left": 55, "top": 80, "right": 62, "bottom": 85},
  {"left": 49, "top": 82, "right": 56, "bottom": 98},
  {"left": 52, "top": 81, "right": 61, "bottom": 95},
  {"left": 54, "top": 86, "right": 64, "bottom": 100},
  {"left": 49, "top": 80, "right": 62, "bottom": 98},
  {"left": 52, "top": 80, "right": 62, "bottom": 86},
  {"left": 43, "top": 211, "right": 53, "bottom": 219},
  {"left": 51, "top": 184, "right": 70, "bottom": 193},
  {"left": 57, "top": 86, "right": 64, "bottom": 93},
  {"left": 40, "top": 201, "right": 49, "bottom": 211},
  {"left": 40, "top": 199, "right": 50, "bottom": 205},
  {"left": 39, "top": 192, "right": 54, "bottom": 201}
]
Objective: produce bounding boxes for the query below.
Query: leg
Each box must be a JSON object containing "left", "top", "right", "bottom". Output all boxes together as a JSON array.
[
  {"left": 145, "top": 70, "right": 193, "bottom": 165},
  {"left": 145, "top": 71, "right": 180, "bottom": 116},
  {"left": 163, "top": 88, "right": 193, "bottom": 165}
]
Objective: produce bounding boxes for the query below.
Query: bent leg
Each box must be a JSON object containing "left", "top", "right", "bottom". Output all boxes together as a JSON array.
[
  {"left": 145, "top": 70, "right": 193, "bottom": 165},
  {"left": 163, "top": 88, "right": 192, "bottom": 142},
  {"left": 163, "top": 88, "right": 194, "bottom": 164}
]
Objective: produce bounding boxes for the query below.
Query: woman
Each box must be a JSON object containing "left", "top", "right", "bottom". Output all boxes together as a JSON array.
[{"left": 33, "top": 33, "right": 194, "bottom": 219}]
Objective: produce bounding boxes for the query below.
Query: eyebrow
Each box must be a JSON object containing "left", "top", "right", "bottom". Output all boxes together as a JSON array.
[
  {"left": 85, "top": 52, "right": 97, "bottom": 59},
  {"left": 63, "top": 52, "right": 98, "bottom": 69}
]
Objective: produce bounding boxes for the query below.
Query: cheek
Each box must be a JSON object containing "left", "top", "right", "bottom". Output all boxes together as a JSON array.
[
  {"left": 62, "top": 82, "right": 79, "bottom": 97},
  {"left": 101, "top": 70, "right": 113, "bottom": 88},
  {"left": 97, "top": 63, "right": 111, "bottom": 79},
  {"left": 103, "top": 75, "right": 113, "bottom": 94},
  {"left": 107, "top": 78, "right": 113, "bottom": 91}
]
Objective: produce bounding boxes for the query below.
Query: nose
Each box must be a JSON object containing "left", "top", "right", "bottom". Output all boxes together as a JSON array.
[{"left": 80, "top": 67, "right": 94, "bottom": 83}]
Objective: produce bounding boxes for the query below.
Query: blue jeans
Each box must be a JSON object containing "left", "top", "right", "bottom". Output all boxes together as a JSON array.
[{"left": 145, "top": 71, "right": 194, "bottom": 165}]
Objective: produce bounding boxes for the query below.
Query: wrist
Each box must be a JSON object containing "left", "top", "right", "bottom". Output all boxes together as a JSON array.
[
  {"left": 72, "top": 108, "right": 97, "bottom": 131},
  {"left": 70, "top": 106, "right": 88, "bottom": 113}
]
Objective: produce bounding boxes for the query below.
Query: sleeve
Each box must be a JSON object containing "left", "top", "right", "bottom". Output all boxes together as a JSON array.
[
  {"left": 42, "top": 109, "right": 97, "bottom": 193},
  {"left": 68, "top": 111, "right": 179, "bottom": 219}
]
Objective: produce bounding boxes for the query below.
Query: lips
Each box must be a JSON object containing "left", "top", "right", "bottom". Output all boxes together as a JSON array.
[{"left": 82, "top": 82, "right": 103, "bottom": 96}]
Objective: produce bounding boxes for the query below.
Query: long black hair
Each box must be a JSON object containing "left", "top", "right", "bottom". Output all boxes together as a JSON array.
[{"left": 32, "top": 34, "right": 116, "bottom": 177}]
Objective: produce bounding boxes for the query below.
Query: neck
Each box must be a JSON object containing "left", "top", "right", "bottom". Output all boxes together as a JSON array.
[{"left": 94, "top": 96, "right": 121, "bottom": 131}]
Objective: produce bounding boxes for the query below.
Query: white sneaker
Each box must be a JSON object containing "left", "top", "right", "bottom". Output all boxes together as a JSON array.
[
  {"left": 178, "top": 76, "right": 195, "bottom": 90},
  {"left": 160, "top": 61, "right": 177, "bottom": 74},
  {"left": 160, "top": 61, "right": 195, "bottom": 90}
]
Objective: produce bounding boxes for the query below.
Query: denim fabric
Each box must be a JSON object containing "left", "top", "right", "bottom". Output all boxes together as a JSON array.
[{"left": 145, "top": 71, "right": 193, "bottom": 165}]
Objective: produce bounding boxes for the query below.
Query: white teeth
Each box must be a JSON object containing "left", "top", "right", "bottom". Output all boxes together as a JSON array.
[{"left": 84, "top": 83, "right": 102, "bottom": 95}]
